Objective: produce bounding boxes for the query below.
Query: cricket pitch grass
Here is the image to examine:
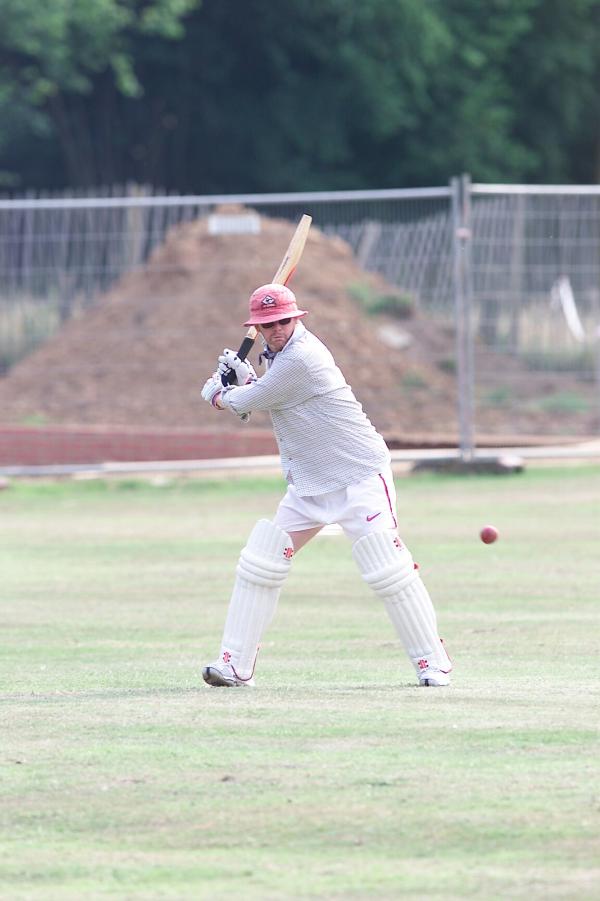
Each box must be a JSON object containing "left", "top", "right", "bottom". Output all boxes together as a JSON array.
[{"left": 1, "top": 465, "right": 599, "bottom": 899}]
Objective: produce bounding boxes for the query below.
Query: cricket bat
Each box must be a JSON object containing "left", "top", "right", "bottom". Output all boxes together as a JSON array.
[{"left": 221, "top": 213, "right": 312, "bottom": 385}]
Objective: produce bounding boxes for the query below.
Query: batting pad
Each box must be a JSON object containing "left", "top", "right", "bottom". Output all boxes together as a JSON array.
[
  {"left": 352, "top": 530, "right": 451, "bottom": 679},
  {"left": 220, "top": 519, "right": 293, "bottom": 681}
]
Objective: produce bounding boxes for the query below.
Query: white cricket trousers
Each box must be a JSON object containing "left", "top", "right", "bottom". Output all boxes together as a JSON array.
[{"left": 274, "top": 466, "right": 397, "bottom": 541}]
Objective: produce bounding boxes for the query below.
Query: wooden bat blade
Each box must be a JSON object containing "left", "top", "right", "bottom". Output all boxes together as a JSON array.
[
  {"left": 272, "top": 213, "right": 312, "bottom": 285},
  {"left": 222, "top": 214, "right": 312, "bottom": 383}
]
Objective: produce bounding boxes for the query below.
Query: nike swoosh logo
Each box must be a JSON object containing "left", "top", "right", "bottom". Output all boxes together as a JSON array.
[{"left": 366, "top": 512, "right": 382, "bottom": 522}]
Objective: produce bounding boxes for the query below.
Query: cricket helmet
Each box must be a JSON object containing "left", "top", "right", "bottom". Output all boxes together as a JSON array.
[{"left": 244, "top": 283, "right": 308, "bottom": 326}]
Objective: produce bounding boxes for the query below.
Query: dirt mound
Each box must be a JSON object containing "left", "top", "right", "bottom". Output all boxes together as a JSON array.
[{"left": 0, "top": 211, "right": 458, "bottom": 437}]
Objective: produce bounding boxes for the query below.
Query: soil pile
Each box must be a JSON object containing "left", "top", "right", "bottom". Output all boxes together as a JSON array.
[{"left": 0, "top": 211, "right": 458, "bottom": 438}]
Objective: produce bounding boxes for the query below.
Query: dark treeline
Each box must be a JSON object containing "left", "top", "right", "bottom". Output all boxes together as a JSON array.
[{"left": 1, "top": 0, "right": 599, "bottom": 193}]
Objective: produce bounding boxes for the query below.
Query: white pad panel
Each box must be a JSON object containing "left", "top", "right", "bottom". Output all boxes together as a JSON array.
[
  {"left": 220, "top": 519, "right": 293, "bottom": 681},
  {"left": 237, "top": 519, "right": 292, "bottom": 588},
  {"left": 353, "top": 530, "right": 451, "bottom": 678}
]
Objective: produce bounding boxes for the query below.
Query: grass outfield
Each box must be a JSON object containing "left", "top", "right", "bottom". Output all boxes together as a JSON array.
[{"left": 1, "top": 466, "right": 599, "bottom": 900}]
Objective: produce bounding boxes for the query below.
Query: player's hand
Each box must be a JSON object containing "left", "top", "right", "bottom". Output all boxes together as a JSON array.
[
  {"left": 218, "top": 348, "right": 257, "bottom": 386},
  {"left": 201, "top": 375, "right": 223, "bottom": 409}
]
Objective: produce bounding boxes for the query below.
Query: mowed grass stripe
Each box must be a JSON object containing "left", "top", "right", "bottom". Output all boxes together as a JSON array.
[{"left": 1, "top": 466, "right": 599, "bottom": 899}]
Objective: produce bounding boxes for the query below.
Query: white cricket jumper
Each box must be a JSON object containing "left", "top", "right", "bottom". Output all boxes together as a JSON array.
[{"left": 220, "top": 322, "right": 390, "bottom": 496}]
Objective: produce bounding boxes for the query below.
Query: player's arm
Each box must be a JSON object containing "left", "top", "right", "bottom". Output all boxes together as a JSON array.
[
  {"left": 222, "top": 357, "right": 314, "bottom": 413},
  {"left": 203, "top": 355, "right": 314, "bottom": 415}
]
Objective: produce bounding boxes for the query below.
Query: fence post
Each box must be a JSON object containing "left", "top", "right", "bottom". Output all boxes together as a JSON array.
[{"left": 451, "top": 174, "right": 475, "bottom": 460}]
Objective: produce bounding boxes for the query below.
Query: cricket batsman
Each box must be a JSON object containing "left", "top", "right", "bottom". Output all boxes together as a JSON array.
[{"left": 200, "top": 283, "right": 452, "bottom": 687}]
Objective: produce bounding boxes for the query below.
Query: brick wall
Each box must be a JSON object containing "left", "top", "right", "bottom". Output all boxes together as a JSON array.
[{"left": 0, "top": 426, "right": 278, "bottom": 466}]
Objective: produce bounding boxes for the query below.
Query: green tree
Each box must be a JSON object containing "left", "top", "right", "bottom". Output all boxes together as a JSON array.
[
  {"left": 166, "top": 0, "right": 448, "bottom": 191},
  {"left": 0, "top": 0, "right": 199, "bottom": 187},
  {"left": 1, "top": 0, "right": 600, "bottom": 190},
  {"left": 404, "top": 0, "right": 538, "bottom": 184},
  {"left": 508, "top": 0, "right": 600, "bottom": 182}
]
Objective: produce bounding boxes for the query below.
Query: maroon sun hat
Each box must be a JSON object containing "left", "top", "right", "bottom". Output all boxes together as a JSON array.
[{"left": 244, "top": 283, "right": 308, "bottom": 326}]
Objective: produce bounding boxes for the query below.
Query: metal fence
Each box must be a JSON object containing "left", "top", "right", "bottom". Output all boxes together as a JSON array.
[
  {"left": 468, "top": 180, "right": 600, "bottom": 446},
  {"left": 0, "top": 186, "right": 454, "bottom": 317},
  {"left": 0, "top": 179, "right": 599, "bottom": 468}
]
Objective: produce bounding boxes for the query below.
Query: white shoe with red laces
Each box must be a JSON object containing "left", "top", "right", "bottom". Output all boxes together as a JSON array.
[
  {"left": 202, "top": 662, "right": 255, "bottom": 688},
  {"left": 419, "top": 667, "right": 451, "bottom": 687}
]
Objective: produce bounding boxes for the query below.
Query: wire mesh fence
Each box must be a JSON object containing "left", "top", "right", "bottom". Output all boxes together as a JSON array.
[
  {"left": 0, "top": 187, "right": 454, "bottom": 370},
  {"left": 0, "top": 180, "right": 599, "bottom": 468},
  {"left": 470, "top": 182, "right": 600, "bottom": 440}
]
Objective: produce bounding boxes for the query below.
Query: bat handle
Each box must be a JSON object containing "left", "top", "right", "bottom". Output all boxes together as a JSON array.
[{"left": 221, "top": 329, "right": 258, "bottom": 386}]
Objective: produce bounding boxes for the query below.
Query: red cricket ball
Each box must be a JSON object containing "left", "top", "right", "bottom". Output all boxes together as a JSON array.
[{"left": 480, "top": 525, "right": 499, "bottom": 544}]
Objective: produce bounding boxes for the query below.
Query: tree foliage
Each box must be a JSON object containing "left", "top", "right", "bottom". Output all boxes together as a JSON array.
[
  {"left": 0, "top": 0, "right": 200, "bottom": 185},
  {"left": 0, "top": 0, "right": 599, "bottom": 191}
]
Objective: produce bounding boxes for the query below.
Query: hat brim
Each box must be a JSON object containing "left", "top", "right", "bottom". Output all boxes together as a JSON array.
[{"left": 243, "top": 309, "right": 308, "bottom": 327}]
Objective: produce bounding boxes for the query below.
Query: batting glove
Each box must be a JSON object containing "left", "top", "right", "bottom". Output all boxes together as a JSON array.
[
  {"left": 218, "top": 348, "right": 257, "bottom": 386},
  {"left": 201, "top": 375, "right": 223, "bottom": 408}
]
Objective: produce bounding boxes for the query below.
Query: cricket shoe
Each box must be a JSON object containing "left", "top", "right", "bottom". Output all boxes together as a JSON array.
[
  {"left": 418, "top": 667, "right": 451, "bottom": 687},
  {"left": 202, "top": 662, "right": 255, "bottom": 688}
]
